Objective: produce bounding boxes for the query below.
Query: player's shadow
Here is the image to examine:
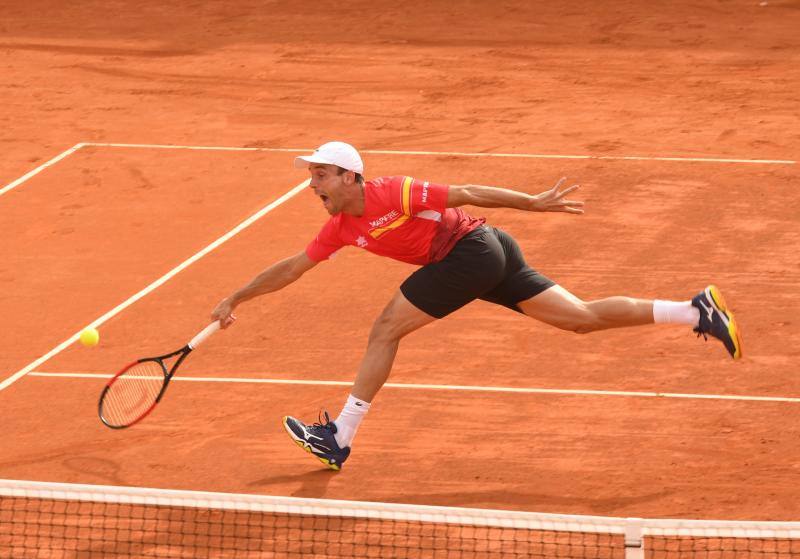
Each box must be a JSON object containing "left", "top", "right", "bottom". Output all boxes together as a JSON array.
[
  {"left": 247, "top": 470, "right": 336, "bottom": 499},
  {"left": 62, "top": 456, "right": 125, "bottom": 486},
  {"left": 395, "top": 488, "right": 677, "bottom": 512}
]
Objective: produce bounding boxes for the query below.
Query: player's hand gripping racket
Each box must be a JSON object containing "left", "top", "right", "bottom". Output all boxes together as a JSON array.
[{"left": 98, "top": 322, "right": 220, "bottom": 429}]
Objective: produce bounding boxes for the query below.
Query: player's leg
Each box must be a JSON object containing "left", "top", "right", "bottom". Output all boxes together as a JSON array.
[
  {"left": 350, "top": 290, "right": 436, "bottom": 402},
  {"left": 282, "top": 290, "right": 433, "bottom": 471},
  {"left": 283, "top": 226, "right": 507, "bottom": 470},
  {"left": 481, "top": 227, "right": 741, "bottom": 357},
  {"left": 282, "top": 291, "right": 433, "bottom": 471},
  {"left": 323, "top": 290, "right": 436, "bottom": 456},
  {"left": 518, "top": 284, "right": 741, "bottom": 358},
  {"left": 330, "top": 228, "right": 506, "bottom": 450},
  {"left": 516, "top": 285, "right": 659, "bottom": 333}
]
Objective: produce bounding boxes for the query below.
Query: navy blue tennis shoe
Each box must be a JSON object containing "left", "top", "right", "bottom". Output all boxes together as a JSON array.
[
  {"left": 282, "top": 412, "right": 350, "bottom": 471},
  {"left": 691, "top": 285, "right": 742, "bottom": 359}
]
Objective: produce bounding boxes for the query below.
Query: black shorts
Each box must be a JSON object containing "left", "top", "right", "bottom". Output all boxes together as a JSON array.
[{"left": 400, "top": 225, "right": 555, "bottom": 319}]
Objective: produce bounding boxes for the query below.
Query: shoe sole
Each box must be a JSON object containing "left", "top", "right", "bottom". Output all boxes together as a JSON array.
[
  {"left": 281, "top": 416, "right": 341, "bottom": 471},
  {"left": 706, "top": 285, "right": 743, "bottom": 360}
]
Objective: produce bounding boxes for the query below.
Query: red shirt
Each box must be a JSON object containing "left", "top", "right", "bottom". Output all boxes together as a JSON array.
[{"left": 306, "top": 176, "right": 484, "bottom": 265}]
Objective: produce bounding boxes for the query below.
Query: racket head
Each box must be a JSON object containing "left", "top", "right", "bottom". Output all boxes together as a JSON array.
[{"left": 98, "top": 359, "right": 169, "bottom": 429}]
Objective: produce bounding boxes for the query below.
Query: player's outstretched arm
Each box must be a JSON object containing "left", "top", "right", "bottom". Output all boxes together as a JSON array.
[
  {"left": 447, "top": 177, "right": 584, "bottom": 214},
  {"left": 211, "top": 251, "right": 318, "bottom": 328}
]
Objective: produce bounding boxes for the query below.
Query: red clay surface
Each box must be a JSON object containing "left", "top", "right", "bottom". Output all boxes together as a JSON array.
[{"left": 1, "top": 0, "right": 799, "bottom": 523}]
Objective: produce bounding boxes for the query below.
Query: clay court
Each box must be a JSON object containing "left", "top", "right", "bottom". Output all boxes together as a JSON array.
[{"left": 1, "top": 1, "right": 799, "bottom": 555}]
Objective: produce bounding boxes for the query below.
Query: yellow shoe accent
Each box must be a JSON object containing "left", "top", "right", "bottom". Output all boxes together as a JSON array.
[
  {"left": 728, "top": 316, "right": 742, "bottom": 360},
  {"left": 319, "top": 457, "right": 341, "bottom": 471},
  {"left": 708, "top": 284, "right": 727, "bottom": 310},
  {"left": 708, "top": 285, "right": 743, "bottom": 359}
]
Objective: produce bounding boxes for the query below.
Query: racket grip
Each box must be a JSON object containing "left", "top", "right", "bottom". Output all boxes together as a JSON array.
[{"left": 189, "top": 321, "right": 221, "bottom": 350}]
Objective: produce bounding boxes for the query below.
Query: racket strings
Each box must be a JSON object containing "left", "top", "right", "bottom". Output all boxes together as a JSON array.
[{"left": 102, "top": 361, "right": 166, "bottom": 426}]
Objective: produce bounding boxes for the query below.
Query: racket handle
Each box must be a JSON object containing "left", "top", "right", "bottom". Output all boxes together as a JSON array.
[{"left": 189, "top": 321, "right": 221, "bottom": 350}]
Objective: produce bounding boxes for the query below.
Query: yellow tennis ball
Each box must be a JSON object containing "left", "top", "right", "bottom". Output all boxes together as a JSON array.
[{"left": 79, "top": 328, "right": 100, "bottom": 347}]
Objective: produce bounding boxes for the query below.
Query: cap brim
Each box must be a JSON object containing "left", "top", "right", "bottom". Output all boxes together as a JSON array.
[{"left": 293, "top": 155, "right": 333, "bottom": 169}]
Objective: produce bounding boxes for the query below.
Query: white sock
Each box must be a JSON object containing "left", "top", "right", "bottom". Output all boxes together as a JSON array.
[
  {"left": 334, "top": 394, "right": 370, "bottom": 448},
  {"left": 653, "top": 300, "right": 699, "bottom": 327}
]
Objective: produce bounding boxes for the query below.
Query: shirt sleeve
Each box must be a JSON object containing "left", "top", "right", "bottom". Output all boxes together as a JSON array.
[
  {"left": 404, "top": 177, "right": 449, "bottom": 216},
  {"left": 305, "top": 218, "right": 344, "bottom": 262}
]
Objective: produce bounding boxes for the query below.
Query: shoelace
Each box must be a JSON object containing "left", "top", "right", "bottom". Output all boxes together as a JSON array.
[
  {"left": 693, "top": 327, "right": 708, "bottom": 341},
  {"left": 309, "top": 411, "right": 336, "bottom": 433}
]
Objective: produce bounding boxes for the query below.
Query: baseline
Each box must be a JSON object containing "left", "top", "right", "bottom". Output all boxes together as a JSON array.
[{"left": 84, "top": 142, "right": 797, "bottom": 165}]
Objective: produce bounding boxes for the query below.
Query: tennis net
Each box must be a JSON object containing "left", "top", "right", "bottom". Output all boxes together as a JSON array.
[{"left": 1, "top": 478, "right": 799, "bottom": 558}]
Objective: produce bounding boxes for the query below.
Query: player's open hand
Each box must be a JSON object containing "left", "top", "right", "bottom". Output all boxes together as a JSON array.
[
  {"left": 211, "top": 298, "right": 237, "bottom": 329},
  {"left": 531, "top": 177, "right": 584, "bottom": 214}
]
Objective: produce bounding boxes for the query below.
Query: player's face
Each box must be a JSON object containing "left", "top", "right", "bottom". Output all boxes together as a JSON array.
[{"left": 308, "top": 163, "right": 348, "bottom": 215}]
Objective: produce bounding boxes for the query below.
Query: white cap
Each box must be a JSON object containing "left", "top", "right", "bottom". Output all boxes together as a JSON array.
[{"left": 293, "top": 141, "right": 364, "bottom": 174}]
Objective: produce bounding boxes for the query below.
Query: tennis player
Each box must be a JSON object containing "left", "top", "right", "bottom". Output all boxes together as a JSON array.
[{"left": 211, "top": 141, "right": 742, "bottom": 471}]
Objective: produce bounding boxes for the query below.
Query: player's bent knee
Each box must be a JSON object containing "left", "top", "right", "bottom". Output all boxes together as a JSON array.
[{"left": 368, "top": 312, "right": 405, "bottom": 344}]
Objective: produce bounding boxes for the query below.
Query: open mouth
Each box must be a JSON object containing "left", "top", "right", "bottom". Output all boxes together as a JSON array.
[{"left": 319, "top": 194, "right": 329, "bottom": 205}]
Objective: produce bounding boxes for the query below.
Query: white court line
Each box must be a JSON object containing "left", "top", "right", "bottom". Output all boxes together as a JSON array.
[
  {"left": 0, "top": 143, "right": 85, "bottom": 197},
  {"left": 83, "top": 142, "right": 797, "bottom": 165},
  {"left": 0, "top": 179, "right": 310, "bottom": 392},
  {"left": 27, "top": 372, "right": 800, "bottom": 404}
]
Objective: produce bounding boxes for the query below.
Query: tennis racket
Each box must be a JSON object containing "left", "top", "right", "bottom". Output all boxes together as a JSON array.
[{"left": 98, "top": 322, "right": 220, "bottom": 429}]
